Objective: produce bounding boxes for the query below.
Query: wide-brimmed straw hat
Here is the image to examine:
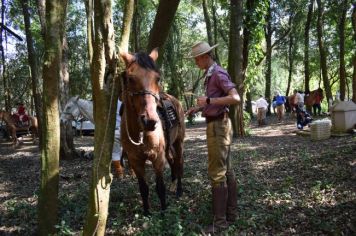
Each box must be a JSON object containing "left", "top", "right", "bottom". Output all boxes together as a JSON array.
[{"left": 187, "top": 41, "right": 218, "bottom": 58}]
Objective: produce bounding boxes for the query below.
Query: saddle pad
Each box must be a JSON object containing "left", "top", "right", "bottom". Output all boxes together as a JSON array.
[{"left": 157, "top": 99, "right": 179, "bottom": 129}]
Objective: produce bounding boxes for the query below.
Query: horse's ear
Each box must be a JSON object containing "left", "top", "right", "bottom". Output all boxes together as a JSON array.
[
  {"left": 149, "top": 48, "right": 159, "bottom": 62},
  {"left": 120, "top": 51, "right": 135, "bottom": 67},
  {"left": 74, "top": 95, "right": 79, "bottom": 101}
]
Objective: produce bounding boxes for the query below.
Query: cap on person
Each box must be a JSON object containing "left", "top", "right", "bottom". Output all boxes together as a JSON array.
[{"left": 187, "top": 41, "right": 218, "bottom": 58}]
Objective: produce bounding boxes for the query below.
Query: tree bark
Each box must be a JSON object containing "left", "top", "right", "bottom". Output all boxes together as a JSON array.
[
  {"left": 352, "top": 3, "right": 356, "bottom": 103},
  {"left": 287, "top": 15, "right": 294, "bottom": 97},
  {"left": 228, "top": 0, "right": 244, "bottom": 137},
  {"left": 21, "top": 0, "right": 43, "bottom": 144},
  {"left": 242, "top": 0, "right": 255, "bottom": 118},
  {"left": 339, "top": 0, "right": 348, "bottom": 101},
  {"left": 264, "top": 1, "right": 273, "bottom": 114},
  {"left": 83, "top": 0, "right": 133, "bottom": 234},
  {"left": 38, "top": 0, "right": 67, "bottom": 234},
  {"left": 146, "top": 0, "right": 180, "bottom": 56},
  {"left": 304, "top": 0, "right": 313, "bottom": 94},
  {"left": 211, "top": 0, "right": 220, "bottom": 63},
  {"left": 316, "top": 0, "right": 332, "bottom": 105},
  {"left": 59, "top": 34, "right": 77, "bottom": 159},
  {"left": 202, "top": 0, "right": 214, "bottom": 47}
]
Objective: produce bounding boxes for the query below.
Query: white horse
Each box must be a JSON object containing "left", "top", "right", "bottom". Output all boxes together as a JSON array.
[
  {"left": 60, "top": 96, "right": 94, "bottom": 124},
  {"left": 61, "top": 96, "right": 126, "bottom": 176}
]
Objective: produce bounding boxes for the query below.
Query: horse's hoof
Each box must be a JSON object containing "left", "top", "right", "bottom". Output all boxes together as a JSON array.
[
  {"left": 143, "top": 210, "right": 151, "bottom": 217},
  {"left": 169, "top": 179, "right": 178, "bottom": 193},
  {"left": 176, "top": 189, "right": 183, "bottom": 198}
]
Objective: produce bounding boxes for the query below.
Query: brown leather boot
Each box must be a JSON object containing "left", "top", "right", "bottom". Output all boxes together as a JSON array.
[
  {"left": 205, "top": 183, "right": 228, "bottom": 234},
  {"left": 112, "top": 160, "right": 124, "bottom": 178},
  {"left": 226, "top": 175, "right": 237, "bottom": 223}
]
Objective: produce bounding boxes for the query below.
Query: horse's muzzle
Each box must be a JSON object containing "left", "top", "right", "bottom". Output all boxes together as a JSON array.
[{"left": 140, "top": 115, "right": 157, "bottom": 131}]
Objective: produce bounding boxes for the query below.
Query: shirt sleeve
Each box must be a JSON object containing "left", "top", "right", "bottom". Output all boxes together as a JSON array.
[{"left": 216, "top": 71, "right": 235, "bottom": 94}]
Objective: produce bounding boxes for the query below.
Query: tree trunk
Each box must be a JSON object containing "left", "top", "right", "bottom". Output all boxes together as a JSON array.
[
  {"left": 352, "top": 3, "right": 356, "bottom": 103},
  {"left": 264, "top": 1, "right": 272, "bottom": 115},
  {"left": 0, "top": 0, "right": 10, "bottom": 111},
  {"left": 242, "top": 0, "right": 255, "bottom": 118},
  {"left": 228, "top": 0, "right": 244, "bottom": 137},
  {"left": 132, "top": 0, "right": 141, "bottom": 52},
  {"left": 83, "top": 0, "right": 133, "bottom": 234},
  {"left": 339, "top": 0, "right": 348, "bottom": 101},
  {"left": 146, "top": 0, "right": 180, "bottom": 56},
  {"left": 286, "top": 15, "right": 294, "bottom": 97},
  {"left": 21, "top": 0, "right": 43, "bottom": 145},
  {"left": 202, "top": 0, "right": 214, "bottom": 46},
  {"left": 304, "top": 0, "right": 313, "bottom": 94},
  {"left": 316, "top": 0, "right": 332, "bottom": 105},
  {"left": 59, "top": 34, "right": 77, "bottom": 159},
  {"left": 211, "top": 0, "right": 220, "bottom": 63},
  {"left": 38, "top": 0, "right": 67, "bottom": 234}
]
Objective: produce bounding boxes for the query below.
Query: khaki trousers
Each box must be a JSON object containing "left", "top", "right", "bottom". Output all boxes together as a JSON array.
[{"left": 206, "top": 117, "right": 233, "bottom": 186}]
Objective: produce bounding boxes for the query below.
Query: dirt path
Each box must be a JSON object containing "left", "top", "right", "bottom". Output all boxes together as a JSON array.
[{"left": 0, "top": 115, "right": 355, "bottom": 235}]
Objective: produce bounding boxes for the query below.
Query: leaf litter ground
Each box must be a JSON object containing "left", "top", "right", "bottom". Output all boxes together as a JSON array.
[{"left": 0, "top": 114, "right": 355, "bottom": 235}]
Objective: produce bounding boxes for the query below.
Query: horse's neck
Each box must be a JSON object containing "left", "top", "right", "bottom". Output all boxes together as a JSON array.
[{"left": 77, "top": 99, "right": 94, "bottom": 123}]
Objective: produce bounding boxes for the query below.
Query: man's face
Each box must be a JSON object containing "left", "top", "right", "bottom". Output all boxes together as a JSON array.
[{"left": 194, "top": 54, "right": 207, "bottom": 69}]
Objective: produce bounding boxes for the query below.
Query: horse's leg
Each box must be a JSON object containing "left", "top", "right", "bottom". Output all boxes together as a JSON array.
[
  {"left": 152, "top": 156, "right": 167, "bottom": 212},
  {"left": 171, "top": 139, "right": 183, "bottom": 198},
  {"left": 132, "top": 161, "right": 150, "bottom": 215}
]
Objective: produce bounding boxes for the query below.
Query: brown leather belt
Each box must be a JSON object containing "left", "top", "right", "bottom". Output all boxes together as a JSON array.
[{"left": 205, "top": 112, "right": 228, "bottom": 123}]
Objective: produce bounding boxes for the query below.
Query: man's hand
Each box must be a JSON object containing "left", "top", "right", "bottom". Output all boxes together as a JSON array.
[{"left": 185, "top": 107, "right": 200, "bottom": 117}]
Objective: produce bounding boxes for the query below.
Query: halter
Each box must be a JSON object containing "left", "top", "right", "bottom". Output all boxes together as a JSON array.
[
  {"left": 125, "top": 59, "right": 160, "bottom": 102},
  {"left": 122, "top": 59, "right": 161, "bottom": 146}
]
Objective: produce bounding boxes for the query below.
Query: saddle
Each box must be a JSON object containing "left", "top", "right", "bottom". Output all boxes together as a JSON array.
[{"left": 157, "top": 95, "right": 179, "bottom": 130}]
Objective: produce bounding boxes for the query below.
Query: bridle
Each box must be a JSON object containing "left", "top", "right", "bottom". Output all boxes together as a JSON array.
[
  {"left": 125, "top": 59, "right": 160, "bottom": 102},
  {"left": 122, "top": 59, "right": 161, "bottom": 146}
]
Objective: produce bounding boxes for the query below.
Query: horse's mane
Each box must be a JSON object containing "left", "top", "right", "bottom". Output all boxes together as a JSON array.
[{"left": 135, "top": 52, "right": 160, "bottom": 74}]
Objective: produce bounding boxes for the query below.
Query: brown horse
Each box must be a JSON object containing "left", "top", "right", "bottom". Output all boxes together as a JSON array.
[
  {"left": 120, "top": 49, "right": 185, "bottom": 215},
  {"left": 0, "top": 110, "right": 38, "bottom": 145},
  {"left": 305, "top": 88, "right": 324, "bottom": 107}
]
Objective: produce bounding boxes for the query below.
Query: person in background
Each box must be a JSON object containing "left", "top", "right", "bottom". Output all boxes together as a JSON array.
[
  {"left": 185, "top": 41, "right": 240, "bottom": 234},
  {"left": 293, "top": 89, "right": 304, "bottom": 112},
  {"left": 14, "top": 102, "right": 29, "bottom": 126},
  {"left": 112, "top": 99, "right": 124, "bottom": 178},
  {"left": 274, "top": 91, "right": 286, "bottom": 122},
  {"left": 313, "top": 90, "right": 323, "bottom": 116},
  {"left": 297, "top": 108, "right": 313, "bottom": 129},
  {"left": 255, "top": 95, "right": 268, "bottom": 126}
]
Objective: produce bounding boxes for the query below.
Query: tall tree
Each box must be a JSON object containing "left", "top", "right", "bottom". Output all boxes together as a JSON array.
[
  {"left": 264, "top": 0, "right": 273, "bottom": 114},
  {"left": 83, "top": 0, "right": 133, "bottom": 234},
  {"left": 339, "top": 0, "right": 348, "bottom": 101},
  {"left": 228, "top": 0, "right": 244, "bottom": 137},
  {"left": 287, "top": 15, "right": 294, "bottom": 97},
  {"left": 316, "top": 0, "right": 332, "bottom": 104},
  {"left": 304, "top": 0, "right": 314, "bottom": 94},
  {"left": 38, "top": 0, "right": 67, "bottom": 234},
  {"left": 59, "top": 33, "right": 77, "bottom": 159},
  {"left": 21, "top": 0, "right": 43, "bottom": 144},
  {"left": 202, "top": 0, "right": 213, "bottom": 46},
  {"left": 352, "top": 2, "right": 356, "bottom": 103},
  {"left": 146, "top": 0, "right": 180, "bottom": 55}
]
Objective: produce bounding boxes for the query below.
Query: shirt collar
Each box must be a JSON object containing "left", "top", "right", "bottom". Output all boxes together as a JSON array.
[{"left": 206, "top": 62, "right": 217, "bottom": 77}]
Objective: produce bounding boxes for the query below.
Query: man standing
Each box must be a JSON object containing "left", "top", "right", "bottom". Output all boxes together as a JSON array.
[
  {"left": 255, "top": 95, "right": 268, "bottom": 126},
  {"left": 274, "top": 91, "right": 285, "bottom": 122},
  {"left": 294, "top": 89, "right": 304, "bottom": 111},
  {"left": 186, "top": 41, "right": 240, "bottom": 234}
]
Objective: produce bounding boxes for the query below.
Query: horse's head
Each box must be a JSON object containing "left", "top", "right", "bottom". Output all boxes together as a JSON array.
[
  {"left": 317, "top": 88, "right": 324, "bottom": 99},
  {"left": 120, "top": 49, "right": 161, "bottom": 131},
  {"left": 60, "top": 96, "right": 81, "bottom": 122}
]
